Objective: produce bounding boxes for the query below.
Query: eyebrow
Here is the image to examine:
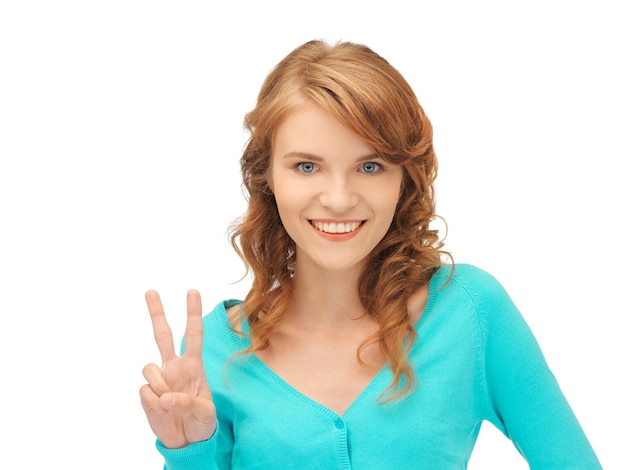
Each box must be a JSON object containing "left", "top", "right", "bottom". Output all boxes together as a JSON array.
[{"left": 282, "top": 151, "right": 380, "bottom": 162}]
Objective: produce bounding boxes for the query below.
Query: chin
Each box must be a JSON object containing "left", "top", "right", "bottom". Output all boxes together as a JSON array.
[{"left": 310, "top": 254, "right": 369, "bottom": 274}]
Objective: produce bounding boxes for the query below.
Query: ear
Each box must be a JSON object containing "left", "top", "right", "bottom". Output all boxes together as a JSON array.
[{"left": 266, "top": 171, "right": 274, "bottom": 192}]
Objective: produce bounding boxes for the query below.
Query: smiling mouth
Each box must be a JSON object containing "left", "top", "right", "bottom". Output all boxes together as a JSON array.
[{"left": 310, "top": 220, "right": 364, "bottom": 234}]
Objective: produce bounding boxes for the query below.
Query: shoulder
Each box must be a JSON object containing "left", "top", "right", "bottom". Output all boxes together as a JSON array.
[
  {"left": 433, "top": 263, "right": 505, "bottom": 297},
  {"left": 201, "top": 299, "right": 245, "bottom": 343},
  {"left": 430, "top": 263, "right": 518, "bottom": 324},
  {"left": 203, "top": 299, "right": 243, "bottom": 322}
]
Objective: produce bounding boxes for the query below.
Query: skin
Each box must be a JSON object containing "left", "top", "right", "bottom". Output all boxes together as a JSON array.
[
  {"left": 140, "top": 289, "right": 216, "bottom": 448},
  {"left": 140, "top": 101, "right": 428, "bottom": 446},
  {"left": 269, "top": 102, "right": 403, "bottom": 276}
]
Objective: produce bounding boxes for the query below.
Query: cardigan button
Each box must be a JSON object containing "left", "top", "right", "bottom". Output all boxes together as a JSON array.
[{"left": 334, "top": 418, "right": 345, "bottom": 429}]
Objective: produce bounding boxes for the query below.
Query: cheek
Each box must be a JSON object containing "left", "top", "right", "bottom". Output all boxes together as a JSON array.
[
  {"left": 380, "top": 191, "right": 402, "bottom": 218},
  {"left": 380, "top": 175, "right": 403, "bottom": 211},
  {"left": 272, "top": 180, "right": 308, "bottom": 216}
]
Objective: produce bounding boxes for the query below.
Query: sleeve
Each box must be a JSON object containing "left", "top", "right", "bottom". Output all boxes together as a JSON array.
[
  {"left": 473, "top": 269, "right": 602, "bottom": 469},
  {"left": 155, "top": 423, "right": 220, "bottom": 470}
]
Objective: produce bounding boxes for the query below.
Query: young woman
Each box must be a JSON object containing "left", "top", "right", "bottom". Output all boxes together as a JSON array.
[{"left": 140, "top": 39, "right": 602, "bottom": 469}]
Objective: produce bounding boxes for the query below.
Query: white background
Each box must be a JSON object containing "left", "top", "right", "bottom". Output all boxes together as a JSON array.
[{"left": 1, "top": 1, "right": 623, "bottom": 468}]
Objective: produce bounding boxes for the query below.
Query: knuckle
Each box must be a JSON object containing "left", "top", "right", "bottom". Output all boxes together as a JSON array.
[{"left": 154, "top": 330, "right": 173, "bottom": 342}]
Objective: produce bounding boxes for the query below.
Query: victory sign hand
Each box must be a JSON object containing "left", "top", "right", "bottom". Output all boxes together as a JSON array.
[{"left": 140, "top": 289, "right": 216, "bottom": 449}]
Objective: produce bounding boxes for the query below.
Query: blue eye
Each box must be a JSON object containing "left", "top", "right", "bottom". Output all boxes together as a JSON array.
[
  {"left": 297, "top": 162, "right": 318, "bottom": 173},
  {"left": 361, "top": 162, "right": 381, "bottom": 174}
]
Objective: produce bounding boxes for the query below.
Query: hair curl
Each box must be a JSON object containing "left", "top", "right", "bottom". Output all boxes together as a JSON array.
[{"left": 229, "top": 39, "right": 451, "bottom": 401}]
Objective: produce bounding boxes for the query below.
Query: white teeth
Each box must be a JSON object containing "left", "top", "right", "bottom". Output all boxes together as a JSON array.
[{"left": 312, "top": 221, "right": 362, "bottom": 234}]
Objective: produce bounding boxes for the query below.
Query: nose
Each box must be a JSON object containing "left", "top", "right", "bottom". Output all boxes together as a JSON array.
[{"left": 318, "top": 175, "right": 358, "bottom": 213}]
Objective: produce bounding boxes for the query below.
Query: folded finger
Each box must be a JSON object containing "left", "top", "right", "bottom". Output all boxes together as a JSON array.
[
  {"left": 140, "top": 383, "right": 165, "bottom": 413},
  {"left": 142, "top": 363, "right": 170, "bottom": 396}
]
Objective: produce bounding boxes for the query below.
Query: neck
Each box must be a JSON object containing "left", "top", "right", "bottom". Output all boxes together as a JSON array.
[{"left": 288, "top": 258, "right": 367, "bottom": 329}]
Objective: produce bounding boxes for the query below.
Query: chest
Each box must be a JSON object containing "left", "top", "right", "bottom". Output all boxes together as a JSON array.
[
  {"left": 255, "top": 332, "right": 384, "bottom": 416},
  {"left": 213, "top": 344, "right": 483, "bottom": 470}
]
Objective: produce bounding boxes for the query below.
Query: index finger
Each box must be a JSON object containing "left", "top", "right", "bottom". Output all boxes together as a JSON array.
[
  {"left": 145, "top": 290, "right": 176, "bottom": 362},
  {"left": 183, "top": 289, "right": 204, "bottom": 358}
]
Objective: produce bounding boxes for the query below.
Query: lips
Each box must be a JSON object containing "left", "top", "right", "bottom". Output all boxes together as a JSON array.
[{"left": 309, "top": 220, "right": 363, "bottom": 234}]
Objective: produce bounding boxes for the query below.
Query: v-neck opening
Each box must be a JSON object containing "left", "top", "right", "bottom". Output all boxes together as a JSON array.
[
  {"left": 218, "top": 304, "right": 389, "bottom": 418},
  {"left": 216, "top": 266, "right": 445, "bottom": 417},
  {"left": 249, "top": 352, "right": 389, "bottom": 418}
]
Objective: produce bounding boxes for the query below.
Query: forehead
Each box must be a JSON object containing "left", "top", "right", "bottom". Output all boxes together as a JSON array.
[{"left": 272, "top": 103, "right": 374, "bottom": 160}]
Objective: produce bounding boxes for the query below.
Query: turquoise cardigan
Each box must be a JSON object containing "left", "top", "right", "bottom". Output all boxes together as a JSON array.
[{"left": 156, "top": 264, "right": 601, "bottom": 469}]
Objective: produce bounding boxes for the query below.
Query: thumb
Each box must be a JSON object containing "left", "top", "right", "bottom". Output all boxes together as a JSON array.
[{"left": 159, "top": 392, "right": 216, "bottom": 423}]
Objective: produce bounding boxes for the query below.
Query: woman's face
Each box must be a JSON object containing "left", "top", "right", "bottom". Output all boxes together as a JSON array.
[{"left": 270, "top": 102, "right": 403, "bottom": 274}]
